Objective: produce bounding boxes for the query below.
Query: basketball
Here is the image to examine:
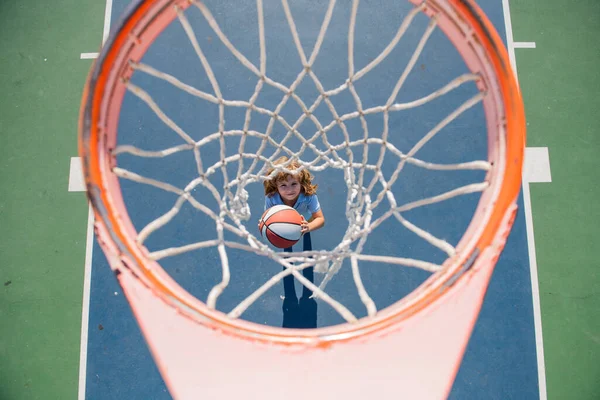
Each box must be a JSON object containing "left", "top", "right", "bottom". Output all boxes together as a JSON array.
[{"left": 259, "top": 205, "right": 303, "bottom": 249}]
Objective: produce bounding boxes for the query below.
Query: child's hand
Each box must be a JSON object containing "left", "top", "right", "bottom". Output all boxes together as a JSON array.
[{"left": 300, "top": 216, "right": 310, "bottom": 234}]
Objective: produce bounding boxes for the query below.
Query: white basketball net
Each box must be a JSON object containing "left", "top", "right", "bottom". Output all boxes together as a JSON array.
[{"left": 112, "top": 0, "right": 491, "bottom": 323}]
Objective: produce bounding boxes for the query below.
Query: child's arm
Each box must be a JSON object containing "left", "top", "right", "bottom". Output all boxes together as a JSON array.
[{"left": 301, "top": 210, "right": 325, "bottom": 234}]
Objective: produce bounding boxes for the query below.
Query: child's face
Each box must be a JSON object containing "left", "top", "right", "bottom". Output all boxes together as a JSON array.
[{"left": 276, "top": 175, "right": 302, "bottom": 203}]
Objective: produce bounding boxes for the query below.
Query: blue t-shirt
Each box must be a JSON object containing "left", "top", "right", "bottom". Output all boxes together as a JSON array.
[{"left": 264, "top": 193, "right": 321, "bottom": 217}]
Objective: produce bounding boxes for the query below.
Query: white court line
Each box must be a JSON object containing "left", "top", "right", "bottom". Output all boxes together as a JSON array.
[
  {"left": 502, "top": 0, "right": 518, "bottom": 73},
  {"left": 514, "top": 42, "right": 537, "bottom": 49},
  {"left": 78, "top": 1, "right": 113, "bottom": 399},
  {"left": 502, "top": 1, "right": 548, "bottom": 399},
  {"left": 77, "top": 204, "right": 94, "bottom": 400},
  {"left": 102, "top": 0, "right": 114, "bottom": 44},
  {"left": 69, "top": 157, "right": 86, "bottom": 192},
  {"left": 524, "top": 148, "right": 552, "bottom": 183},
  {"left": 520, "top": 179, "right": 548, "bottom": 400},
  {"left": 80, "top": 52, "right": 99, "bottom": 60}
]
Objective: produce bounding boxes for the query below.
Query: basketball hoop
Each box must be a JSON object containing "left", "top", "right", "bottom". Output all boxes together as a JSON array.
[{"left": 79, "top": 0, "right": 525, "bottom": 398}]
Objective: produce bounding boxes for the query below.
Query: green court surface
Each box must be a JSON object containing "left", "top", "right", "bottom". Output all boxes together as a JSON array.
[
  {"left": 0, "top": 0, "right": 598, "bottom": 399},
  {"left": 510, "top": 0, "right": 600, "bottom": 398}
]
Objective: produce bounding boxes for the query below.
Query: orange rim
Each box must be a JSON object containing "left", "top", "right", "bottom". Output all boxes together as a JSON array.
[{"left": 79, "top": 0, "right": 525, "bottom": 347}]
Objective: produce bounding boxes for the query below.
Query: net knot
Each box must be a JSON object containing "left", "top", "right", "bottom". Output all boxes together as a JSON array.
[
  {"left": 314, "top": 255, "right": 330, "bottom": 274},
  {"left": 229, "top": 189, "right": 251, "bottom": 221}
]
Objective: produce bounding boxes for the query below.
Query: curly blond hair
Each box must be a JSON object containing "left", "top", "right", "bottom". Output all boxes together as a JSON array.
[{"left": 263, "top": 156, "right": 318, "bottom": 197}]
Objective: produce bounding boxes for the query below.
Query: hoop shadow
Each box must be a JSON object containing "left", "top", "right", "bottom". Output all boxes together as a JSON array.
[{"left": 282, "top": 232, "right": 317, "bottom": 329}]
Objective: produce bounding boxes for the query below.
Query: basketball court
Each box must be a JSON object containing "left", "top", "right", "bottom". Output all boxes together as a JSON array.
[
  {"left": 2, "top": 0, "right": 599, "bottom": 399},
  {"left": 80, "top": 0, "right": 541, "bottom": 398}
]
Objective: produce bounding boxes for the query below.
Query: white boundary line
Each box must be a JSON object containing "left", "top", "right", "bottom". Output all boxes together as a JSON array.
[
  {"left": 80, "top": 52, "right": 99, "bottom": 60},
  {"left": 77, "top": 204, "right": 94, "bottom": 400},
  {"left": 514, "top": 41, "right": 536, "bottom": 49},
  {"left": 69, "top": 157, "right": 86, "bottom": 192},
  {"left": 524, "top": 148, "right": 552, "bottom": 183},
  {"left": 102, "top": 0, "right": 114, "bottom": 44},
  {"left": 78, "top": 1, "right": 113, "bottom": 399},
  {"left": 502, "top": 1, "right": 548, "bottom": 399},
  {"left": 521, "top": 182, "right": 548, "bottom": 400}
]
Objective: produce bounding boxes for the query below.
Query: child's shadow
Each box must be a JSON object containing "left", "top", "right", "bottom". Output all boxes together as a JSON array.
[{"left": 282, "top": 232, "right": 317, "bottom": 329}]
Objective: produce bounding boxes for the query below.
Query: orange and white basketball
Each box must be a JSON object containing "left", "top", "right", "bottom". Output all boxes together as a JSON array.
[{"left": 259, "top": 205, "right": 303, "bottom": 249}]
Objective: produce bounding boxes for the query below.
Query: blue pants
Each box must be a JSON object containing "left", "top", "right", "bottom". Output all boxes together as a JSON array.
[{"left": 282, "top": 232, "right": 317, "bottom": 328}]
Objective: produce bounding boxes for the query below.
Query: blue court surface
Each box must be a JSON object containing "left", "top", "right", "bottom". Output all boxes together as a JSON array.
[{"left": 84, "top": 1, "right": 539, "bottom": 398}]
